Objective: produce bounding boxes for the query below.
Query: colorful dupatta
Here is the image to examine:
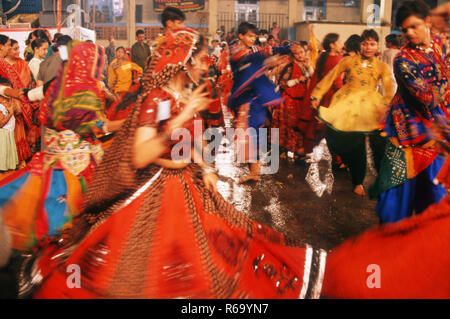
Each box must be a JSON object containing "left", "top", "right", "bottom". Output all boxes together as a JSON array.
[
  {"left": 11, "top": 58, "right": 32, "bottom": 88},
  {"left": 40, "top": 41, "right": 106, "bottom": 141}
]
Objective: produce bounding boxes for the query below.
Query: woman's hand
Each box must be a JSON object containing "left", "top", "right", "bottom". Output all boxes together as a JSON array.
[
  {"left": 4, "top": 88, "right": 24, "bottom": 100},
  {"left": 168, "top": 84, "right": 211, "bottom": 132},
  {"left": 264, "top": 54, "right": 290, "bottom": 69},
  {"left": 299, "top": 76, "right": 308, "bottom": 83},
  {"left": 184, "top": 83, "right": 211, "bottom": 114},
  {"left": 104, "top": 119, "right": 125, "bottom": 133},
  {"left": 431, "top": 2, "right": 450, "bottom": 33},
  {"left": 203, "top": 172, "right": 219, "bottom": 193}
]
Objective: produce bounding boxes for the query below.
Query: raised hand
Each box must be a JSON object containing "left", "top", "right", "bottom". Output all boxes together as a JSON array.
[
  {"left": 184, "top": 83, "right": 212, "bottom": 114},
  {"left": 168, "top": 84, "right": 212, "bottom": 133},
  {"left": 4, "top": 88, "right": 24, "bottom": 100},
  {"left": 431, "top": 3, "right": 450, "bottom": 33}
]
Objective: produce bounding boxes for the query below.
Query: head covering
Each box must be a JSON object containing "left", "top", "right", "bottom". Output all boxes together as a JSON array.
[
  {"left": 41, "top": 41, "right": 106, "bottom": 138},
  {"left": 140, "top": 27, "right": 199, "bottom": 94},
  {"left": 71, "top": 28, "right": 201, "bottom": 241},
  {"left": 62, "top": 41, "right": 105, "bottom": 98}
]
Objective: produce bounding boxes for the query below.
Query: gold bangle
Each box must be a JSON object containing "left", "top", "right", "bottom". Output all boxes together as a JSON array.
[{"left": 200, "top": 163, "right": 218, "bottom": 176}]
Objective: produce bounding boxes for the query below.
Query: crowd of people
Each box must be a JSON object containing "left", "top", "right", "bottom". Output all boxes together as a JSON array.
[{"left": 0, "top": 0, "right": 448, "bottom": 299}]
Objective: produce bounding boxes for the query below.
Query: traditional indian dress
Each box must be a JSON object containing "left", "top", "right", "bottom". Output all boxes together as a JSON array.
[
  {"left": 0, "top": 42, "right": 107, "bottom": 251},
  {"left": 199, "top": 57, "right": 224, "bottom": 130},
  {"left": 276, "top": 61, "right": 310, "bottom": 154},
  {"left": 322, "top": 190, "right": 450, "bottom": 298},
  {"left": 323, "top": 152, "right": 450, "bottom": 298},
  {"left": 10, "top": 58, "right": 32, "bottom": 89},
  {"left": 217, "top": 47, "right": 233, "bottom": 108},
  {"left": 228, "top": 43, "right": 290, "bottom": 161},
  {"left": 31, "top": 28, "right": 327, "bottom": 299},
  {"left": 311, "top": 54, "right": 395, "bottom": 187},
  {"left": 8, "top": 57, "right": 42, "bottom": 155},
  {"left": 369, "top": 35, "right": 449, "bottom": 223},
  {"left": 0, "top": 58, "right": 33, "bottom": 163}
]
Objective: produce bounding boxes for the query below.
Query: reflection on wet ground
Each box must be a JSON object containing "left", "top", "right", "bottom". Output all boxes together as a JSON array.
[{"left": 213, "top": 112, "right": 379, "bottom": 251}]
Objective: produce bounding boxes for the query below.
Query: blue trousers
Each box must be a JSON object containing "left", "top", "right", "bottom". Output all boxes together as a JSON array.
[{"left": 376, "top": 156, "right": 446, "bottom": 224}]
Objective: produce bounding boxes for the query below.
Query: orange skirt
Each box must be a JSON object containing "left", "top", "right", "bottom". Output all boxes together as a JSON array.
[
  {"left": 34, "top": 165, "right": 326, "bottom": 299},
  {"left": 322, "top": 195, "right": 450, "bottom": 298}
]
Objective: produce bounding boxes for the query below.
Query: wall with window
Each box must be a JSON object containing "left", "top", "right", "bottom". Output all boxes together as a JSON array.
[
  {"left": 326, "top": 0, "right": 361, "bottom": 23},
  {"left": 295, "top": 21, "right": 391, "bottom": 51}
]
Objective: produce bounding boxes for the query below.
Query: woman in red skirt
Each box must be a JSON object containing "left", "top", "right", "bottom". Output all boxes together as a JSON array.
[
  {"left": 277, "top": 44, "right": 312, "bottom": 159},
  {"left": 31, "top": 28, "right": 325, "bottom": 299}
]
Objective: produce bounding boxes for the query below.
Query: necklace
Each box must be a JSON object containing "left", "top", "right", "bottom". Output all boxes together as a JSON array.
[
  {"left": 361, "top": 57, "right": 373, "bottom": 69},
  {"left": 162, "top": 85, "right": 183, "bottom": 109},
  {"left": 415, "top": 41, "right": 434, "bottom": 54}
]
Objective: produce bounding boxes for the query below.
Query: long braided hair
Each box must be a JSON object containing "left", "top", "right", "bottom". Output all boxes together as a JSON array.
[{"left": 70, "top": 29, "right": 202, "bottom": 239}]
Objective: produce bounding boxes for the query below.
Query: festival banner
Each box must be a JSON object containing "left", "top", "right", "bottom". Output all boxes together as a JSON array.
[{"left": 153, "top": 0, "right": 205, "bottom": 12}]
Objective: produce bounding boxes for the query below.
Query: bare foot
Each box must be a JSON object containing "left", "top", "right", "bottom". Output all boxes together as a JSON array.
[
  {"left": 239, "top": 174, "right": 260, "bottom": 184},
  {"left": 280, "top": 152, "right": 287, "bottom": 159},
  {"left": 18, "top": 161, "right": 26, "bottom": 169},
  {"left": 353, "top": 185, "right": 366, "bottom": 196}
]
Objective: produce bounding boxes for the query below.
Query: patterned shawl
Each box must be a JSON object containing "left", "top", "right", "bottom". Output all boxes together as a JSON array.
[
  {"left": 40, "top": 41, "right": 106, "bottom": 140},
  {"left": 0, "top": 58, "right": 32, "bottom": 127}
]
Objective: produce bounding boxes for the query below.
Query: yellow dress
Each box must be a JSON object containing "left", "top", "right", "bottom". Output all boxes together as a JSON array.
[{"left": 311, "top": 54, "right": 395, "bottom": 133}]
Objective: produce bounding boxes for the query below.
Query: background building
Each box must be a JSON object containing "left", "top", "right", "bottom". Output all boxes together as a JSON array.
[{"left": 0, "top": 0, "right": 446, "bottom": 49}]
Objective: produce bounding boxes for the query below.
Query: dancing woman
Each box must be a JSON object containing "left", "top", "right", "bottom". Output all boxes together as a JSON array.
[
  {"left": 277, "top": 44, "right": 312, "bottom": 159},
  {"left": 32, "top": 29, "right": 325, "bottom": 299},
  {"left": 0, "top": 41, "right": 123, "bottom": 251},
  {"left": 302, "top": 33, "right": 344, "bottom": 154},
  {"left": 311, "top": 30, "right": 395, "bottom": 196},
  {"left": 369, "top": 0, "right": 449, "bottom": 223}
]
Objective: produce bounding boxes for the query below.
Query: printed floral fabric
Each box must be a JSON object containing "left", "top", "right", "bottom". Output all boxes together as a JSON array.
[{"left": 39, "top": 128, "right": 103, "bottom": 176}]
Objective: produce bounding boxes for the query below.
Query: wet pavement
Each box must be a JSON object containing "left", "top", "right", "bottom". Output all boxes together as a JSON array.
[{"left": 213, "top": 114, "right": 380, "bottom": 251}]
